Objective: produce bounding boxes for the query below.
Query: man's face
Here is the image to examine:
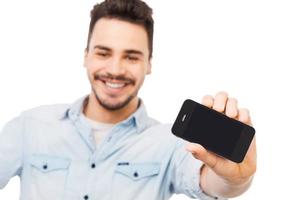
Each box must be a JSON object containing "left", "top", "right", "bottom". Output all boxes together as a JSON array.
[{"left": 84, "top": 18, "right": 151, "bottom": 111}]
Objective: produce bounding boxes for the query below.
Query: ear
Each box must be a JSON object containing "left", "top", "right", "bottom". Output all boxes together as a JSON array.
[
  {"left": 146, "top": 59, "right": 152, "bottom": 75},
  {"left": 83, "top": 48, "right": 88, "bottom": 68}
]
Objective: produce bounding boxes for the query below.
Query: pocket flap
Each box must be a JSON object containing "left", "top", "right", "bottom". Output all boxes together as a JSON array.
[
  {"left": 30, "top": 154, "right": 71, "bottom": 173},
  {"left": 115, "top": 162, "right": 160, "bottom": 181}
]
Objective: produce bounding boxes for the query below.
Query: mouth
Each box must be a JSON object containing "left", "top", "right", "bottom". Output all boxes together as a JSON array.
[
  {"left": 104, "top": 81, "right": 127, "bottom": 89},
  {"left": 94, "top": 73, "right": 135, "bottom": 94},
  {"left": 96, "top": 77, "right": 133, "bottom": 92}
]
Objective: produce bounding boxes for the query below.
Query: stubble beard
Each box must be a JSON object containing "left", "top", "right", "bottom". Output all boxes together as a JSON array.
[
  {"left": 92, "top": 86, "right": 138, "bottom": 111},
  {"left": 90, "top": 72, "right": 144, "bottom": 111}
]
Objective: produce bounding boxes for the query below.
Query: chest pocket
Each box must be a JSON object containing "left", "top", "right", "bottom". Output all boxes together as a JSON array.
[
  {"left": 115, "top": 162, "right": 160, "bottom": 181},
  {"left": 30, "top": 154, "right": 71, "bottom": 173},
  {"left": 28, "top": 154, "right": 71, "bottom": 199}
]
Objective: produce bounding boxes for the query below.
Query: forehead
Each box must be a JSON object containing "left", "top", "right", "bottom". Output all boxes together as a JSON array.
[{"left": 90, "top": 18, "right": 149, "bottom": 54}]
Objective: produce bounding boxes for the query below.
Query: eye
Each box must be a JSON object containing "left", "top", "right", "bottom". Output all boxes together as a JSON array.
[
  {"left": 125, "top": 55, "right": 139, "bottom": 61},
  {"left": 96, "top": 52, "right": 109, "bottom": 58}
]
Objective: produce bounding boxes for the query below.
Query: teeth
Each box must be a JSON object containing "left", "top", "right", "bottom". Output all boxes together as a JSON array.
[{"left": 105, "top": 82, "right": 126, "bottom": 89}]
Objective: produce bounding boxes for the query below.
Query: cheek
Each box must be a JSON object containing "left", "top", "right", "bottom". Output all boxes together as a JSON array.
[
  {"left": 86, "top": 69, "right": 93, "bottom": 81},
  {"left": 132, "top": 69, "right": 146, "bottom": 84},
  {"left": 86, "top": 59, "right": 106, "bottom": 75}
]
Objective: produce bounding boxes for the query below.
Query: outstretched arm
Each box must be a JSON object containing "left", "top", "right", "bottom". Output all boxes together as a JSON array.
[{"left": 186, "top": 92, "right": 257, "bottom": 198}]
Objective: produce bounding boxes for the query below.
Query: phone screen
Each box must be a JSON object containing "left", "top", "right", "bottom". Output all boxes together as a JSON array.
[
  {"left": 185, "top": 103, "right": 242, "bottom": 157},
  {"left": 172, "top": 99, "right": 255, "bottom": 163}
]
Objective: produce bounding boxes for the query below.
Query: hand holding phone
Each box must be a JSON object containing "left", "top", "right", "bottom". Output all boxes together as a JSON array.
[{"left": 172, "top": 99, "right": 255, "bottom": 163}]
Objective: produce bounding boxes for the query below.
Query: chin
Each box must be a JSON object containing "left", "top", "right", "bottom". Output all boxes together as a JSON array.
[{"left": 94, "top": 92, "right": 136, "bottom": 111}]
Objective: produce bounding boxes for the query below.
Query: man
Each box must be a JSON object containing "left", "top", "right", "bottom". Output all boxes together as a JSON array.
[{"left": 0, "top": 0, "right": 256, "bottom": 199}]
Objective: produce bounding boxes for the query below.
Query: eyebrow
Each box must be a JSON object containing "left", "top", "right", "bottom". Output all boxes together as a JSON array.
[
  {"left": 124, "top": 50, "right": 144, "bottom": 56},
  {"left": 94, "top": 45, "right": 144, "bottom": 56},
  {"left": 94, "top": 45, "right": 111, "bottom": 51}
]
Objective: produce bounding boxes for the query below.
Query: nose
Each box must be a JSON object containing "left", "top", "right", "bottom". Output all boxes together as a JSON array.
[{"left": 107, "top": 57, "right": 126, "bottom": 76}]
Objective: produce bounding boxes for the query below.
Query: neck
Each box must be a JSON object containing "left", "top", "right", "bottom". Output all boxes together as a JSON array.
[{"left": 83, "top": 93, "right": 139, "bottom": 124}]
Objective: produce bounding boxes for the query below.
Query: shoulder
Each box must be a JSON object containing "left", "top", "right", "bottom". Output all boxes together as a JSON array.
[{"left": 20, "top": 103, "right": 70, "bottom": 122}]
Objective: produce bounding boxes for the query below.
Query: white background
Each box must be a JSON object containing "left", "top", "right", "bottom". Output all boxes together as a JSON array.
[{"left": 0, "top": 0, "right": 300, "bottom": 199}]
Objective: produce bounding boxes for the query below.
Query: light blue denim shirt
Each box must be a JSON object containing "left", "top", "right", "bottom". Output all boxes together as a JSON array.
[{"left": 0, "top": 96, "right": 225, "bottom": 200}]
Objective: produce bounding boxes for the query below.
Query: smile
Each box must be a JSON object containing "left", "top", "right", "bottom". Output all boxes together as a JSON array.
[{"left": 105, "top": 81, "right": 126, "bottom": 89}]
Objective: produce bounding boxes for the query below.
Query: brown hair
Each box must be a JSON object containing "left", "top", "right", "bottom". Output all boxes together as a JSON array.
[{"left": 87, "top": 0, "right": 154, "bottom": 59}]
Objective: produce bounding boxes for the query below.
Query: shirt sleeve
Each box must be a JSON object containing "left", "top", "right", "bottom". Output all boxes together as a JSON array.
[
  {"left": 169, "top": 137, "right": 227, "bottom": 200},
  {"left": 0, "top": 116, "right": 24, "bottom": 189}
]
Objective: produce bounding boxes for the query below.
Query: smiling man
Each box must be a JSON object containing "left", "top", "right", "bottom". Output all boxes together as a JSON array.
[{"left": 0, "top": 0, "right": 256, "bottom": 200}]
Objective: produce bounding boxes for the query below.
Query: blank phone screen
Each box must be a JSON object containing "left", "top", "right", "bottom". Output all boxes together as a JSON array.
[{"left": 184, "top": 104, "right": 244, "bottom": 157}]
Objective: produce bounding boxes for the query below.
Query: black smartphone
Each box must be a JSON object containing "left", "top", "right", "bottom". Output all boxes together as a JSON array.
[{"left": 171, "top": 99, "right": 255, "bottom": 163}]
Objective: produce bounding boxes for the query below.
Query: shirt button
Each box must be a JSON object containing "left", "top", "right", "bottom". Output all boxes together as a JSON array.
[
  {"left": 133, "top": 172, "right": 139, "bottom": 177},
  {"left": 91, "top": 163, "right": 96, "bottom": 169},
  {"left": 84, "top": 195, "right": 89, "bottom": 200},
  {"left": 43, "top": 164, "right": 48, "bottom": 170}
]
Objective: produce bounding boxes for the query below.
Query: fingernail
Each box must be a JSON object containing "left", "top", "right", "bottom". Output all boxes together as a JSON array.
[{"left": 186, "top": 146, "right": 194, "bottom": 153}]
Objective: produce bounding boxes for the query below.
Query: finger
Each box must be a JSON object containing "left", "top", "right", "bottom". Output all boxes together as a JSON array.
[
  {"left": 201, "top": 95, "right": 214, "bottom": 108},
  {"left": 241, "top": 137, "right": 257, "bottom": 176},
  {"left": 225, "top": 98, "right": 238, "bottom": 118},
  {"left": 212, "top": 91, "right": 228, "bottom": 112},
  {"left": 238, "top": 108, "right": 252, "bottom": 125},
  {"left": 186, "top": 143, "right": 218, "bottom": 169},
  {"left": 243, "top": 136, "right": 257, "bottom": 164}
]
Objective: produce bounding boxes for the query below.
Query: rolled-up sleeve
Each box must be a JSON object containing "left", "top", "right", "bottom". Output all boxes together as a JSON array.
[
  {"left": 0, "top": 116, "right": 23, "bottom": 189},
  {"left": 169, "top": 138, "right": 227, "bottom": 200}
]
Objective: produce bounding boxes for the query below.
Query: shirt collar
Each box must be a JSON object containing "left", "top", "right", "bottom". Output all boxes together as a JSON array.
[{"left": 60, "top": 95, "right": 149, "bottom": 133}]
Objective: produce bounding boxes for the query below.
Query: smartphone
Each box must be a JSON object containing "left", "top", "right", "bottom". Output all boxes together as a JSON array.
[{"left": 171, "top": 99, "right": 255, "bottom": 163}]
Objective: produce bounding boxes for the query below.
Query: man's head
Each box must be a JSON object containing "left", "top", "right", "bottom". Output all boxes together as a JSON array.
[
  {"left": 86, "top": 0, "right": 154, "bottom": 59},
  {"left": 84, "top": 0, "right": 154, "bottom": 111}
]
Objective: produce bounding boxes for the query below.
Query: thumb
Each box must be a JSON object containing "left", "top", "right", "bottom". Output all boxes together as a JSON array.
[{"left": 186, "top": 143, "right": 218, "bottom": 169}]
